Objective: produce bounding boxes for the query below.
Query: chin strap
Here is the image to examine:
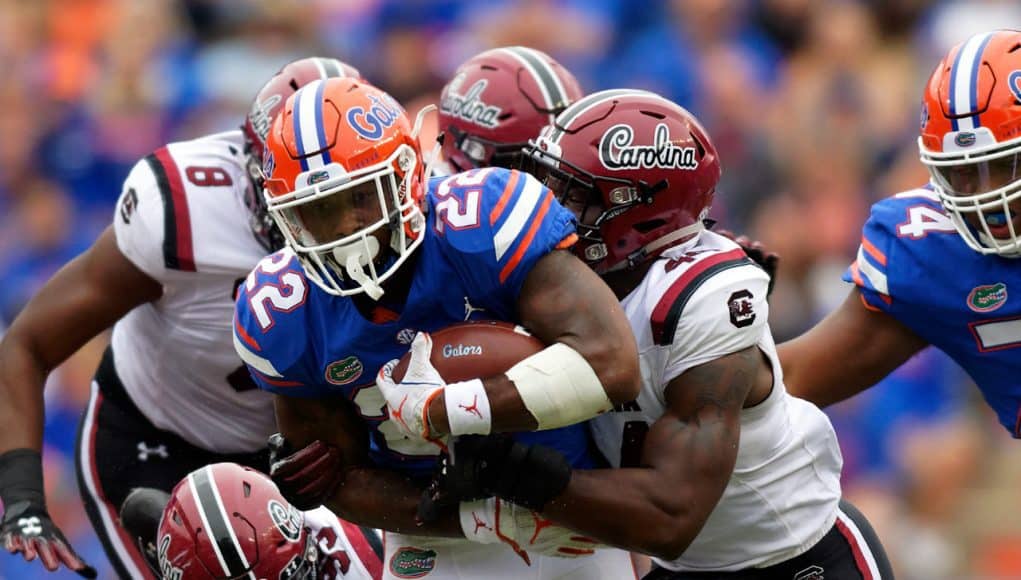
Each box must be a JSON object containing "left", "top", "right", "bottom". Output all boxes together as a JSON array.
[{"left": 413, "top": 104, "right": 443, "bottom": 179}]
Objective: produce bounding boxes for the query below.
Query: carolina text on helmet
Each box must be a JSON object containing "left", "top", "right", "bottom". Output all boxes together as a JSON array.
[{"left": 599, "top": 123, "right": 699, "bottom": 170}]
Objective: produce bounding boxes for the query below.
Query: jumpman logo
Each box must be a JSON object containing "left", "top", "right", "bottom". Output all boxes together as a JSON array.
[
  {"left": 471, "top": 511, "right": 491, "bottom": 535},
  {"left": 459, "top": 395, "right": 483, "bottom": 419},
  {"left": 137, "top": 442, "right": 169, "bottom": 461},
  {"left": 463, "top": 297, "right": 486, "bottom": 321}
]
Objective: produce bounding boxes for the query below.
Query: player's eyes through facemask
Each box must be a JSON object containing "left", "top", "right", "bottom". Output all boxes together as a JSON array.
[
  {"left": 287, "top": 181, "right": 389, "bottom": 246},
  {"left": 932, "top": 153, "right": 1021, "bottom": 196}
]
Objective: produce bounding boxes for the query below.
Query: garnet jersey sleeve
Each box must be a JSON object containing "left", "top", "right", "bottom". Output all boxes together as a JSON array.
[
  {"left": 233, "top": 249, "right": 322, "bottom": 397},
  {"left": 842, "top": 187, "right": 955, "bottom": 314},
  {"left": 113, "top": 131, "right": 258, "bottom": 281},
  {"left": 428, "top": 167, "right": 577, "bottom": 310},
  {"left": 658, "top": 248, "right": 771, "bottom": 382}
]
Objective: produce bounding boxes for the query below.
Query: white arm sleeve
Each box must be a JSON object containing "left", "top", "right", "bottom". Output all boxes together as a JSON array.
[
  {"left": 113, "top": 157, "right": 169, "bottom": 281},
  {"left": 663, "top": 265, "right": 771, "bottom": 382}
]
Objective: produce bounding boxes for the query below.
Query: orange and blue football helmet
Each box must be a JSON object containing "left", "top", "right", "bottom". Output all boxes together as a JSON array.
[
  {"left": 261, "top": 77, "right": 426, "bottom": 299},
  {"left": 919, "top": 29, "right": 1021, "bottom": 256}
]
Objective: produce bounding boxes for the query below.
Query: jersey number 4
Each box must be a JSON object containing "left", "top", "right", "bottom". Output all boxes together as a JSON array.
[{"left": 897, "top": 205, "right": 956, "bottom": 238}]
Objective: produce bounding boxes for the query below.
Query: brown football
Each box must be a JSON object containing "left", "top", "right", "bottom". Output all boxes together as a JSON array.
[{"left": 392, "top": 321, "right": 544, "bottom": 382}]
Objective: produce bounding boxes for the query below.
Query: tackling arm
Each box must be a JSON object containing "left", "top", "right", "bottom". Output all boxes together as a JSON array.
[
  {"left": 272, "top": 394, "right": 463, "bottom": 537},
  {"left": 778, "top": 288, "right": 928, "bottom": 407},
  {"left": 538, "top": 345, "right": 765, "bottom": 560}
]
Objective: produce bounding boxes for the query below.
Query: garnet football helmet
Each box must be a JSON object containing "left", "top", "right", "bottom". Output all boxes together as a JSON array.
[
  {"left": 243, "top": 57, "right": 363, "bottom": 252},
  {"left": 439, "top": 46, "right": 582, "bottom": 172},
  {"left": 156, "top": 463, "right": 317, "bottom": 580},
  {"left": 261, "top": 77, "right": 426, "bottom": 299},
  {"left": 526, "top": 89, "right": 721, "bottom": 273},
  {"left": 919, "top": 29, "right": 1021, "bottom": 256}
]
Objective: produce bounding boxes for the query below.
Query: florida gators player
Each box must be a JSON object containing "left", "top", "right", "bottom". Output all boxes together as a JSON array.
[
  {"left": 438, "top": 46, "right": 582, "bottom": 173},
  {"left": 779, "top": 29, "right": 1021, "bottom": 441},
  {"left": 420, "top": 89, "right": 894, "bottom": 578},
  {"left": 232, "top": 77, "right": 639, "bottom": 579},
  {"left": 0, "top": 57, "right": 361, "bottom": 579}
]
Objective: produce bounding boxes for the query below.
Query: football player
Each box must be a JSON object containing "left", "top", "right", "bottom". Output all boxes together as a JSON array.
[
  {"left": 0, "top": 57, "right": 363, "bottom": 579},
  {"left": 122, "top": 463, "right": 381, "bottom": 579},
  {"left": 437, "top": 46, "right": 582, "bottom": 173},
  {"left": 420, "top": 89, "right": 895, "bottom": 578},
  {"left": 778, "top": 29, "right": 1021, "bottom": 440},
  {"left": 232, "top": 76, "right": 640, "bottom": 579}
]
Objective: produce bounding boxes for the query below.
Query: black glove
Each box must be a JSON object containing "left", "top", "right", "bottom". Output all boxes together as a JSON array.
[
  {"left": 0, "top": 449, "right": 96, "bottom": 578},
  {"left": 418, "top": 435, "right": 572, "bottom": 524},
  {"left": 715, "top": 229, "right": 780, "bottom": 297},
  {"left": 268, "top": 433, "right": 343, "bottom": 510}
]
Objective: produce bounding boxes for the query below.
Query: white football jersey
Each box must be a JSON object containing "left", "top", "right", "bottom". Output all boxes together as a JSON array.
[
  {"left": 589, "top": 230, "right": 843, "bottom": 571},
  {"left": 304, "top": 507, "right": 381, "bottom": 579},
  {"left": 111, "top": 130, "right": 276, "bottom": 453}
]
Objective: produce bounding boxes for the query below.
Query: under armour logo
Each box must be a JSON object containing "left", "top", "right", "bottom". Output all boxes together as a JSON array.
[
  {"left": 471, "top": 512, "right": 491, "bottom": 534},
  {"left": 137, "top": 442, "right": 169, "bottom": 461},
  {"left": 794, "top": 565, "right": 824, "bottom": 580},
  {"left": 459, "top": 395, "right": 483, "bottom": 419},
  {"left": 463, "top": 297, "right": 486, "bottom": 321},
  {"left": 17, "top": 517, "right": 42, "bottom": 536}
]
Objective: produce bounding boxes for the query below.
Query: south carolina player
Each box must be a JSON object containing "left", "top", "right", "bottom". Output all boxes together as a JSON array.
[
  {"left": 0, "top": 57, "right": 361, "bottom": 579},
  {"left": 423, "top": 90, "right": 895, "bottom": 578},
  {"left": 779, "top": 29, "right": 1021, "bottom": 440},
  {"left": 232, "top": 77, "right": 640, "bottom": 579},
  {"left": 437, "top": 46, "right": 582, "bottom": 173},
  {"left": 119, "top": 463, "right": 381, "bottom": 579}
]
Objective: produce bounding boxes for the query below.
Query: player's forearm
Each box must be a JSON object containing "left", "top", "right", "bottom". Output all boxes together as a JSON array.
[
  {"left": 329, "top": 466, "right": 463, "bottom": 537},
  {"left": 428, "top": 344, "right": 620, "bottom": 436},
  {"left": 542, "top": 468, "right": 710, "bottom": 561},
  {"left": 0, "top": 337, "right": 49, "bottom": 453}
]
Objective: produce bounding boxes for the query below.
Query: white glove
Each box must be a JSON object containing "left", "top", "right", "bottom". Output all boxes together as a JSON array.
[
  {"left": 459, "top": 498, "right": 600, "bottom": 565},
  {"left": 376, "top": 332, "right": 446, "bottom": 442}
]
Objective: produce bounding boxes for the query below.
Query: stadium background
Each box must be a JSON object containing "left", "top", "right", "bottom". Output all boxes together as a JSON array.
[{"left": 1, "top": 0, "right": 1020, "bottom": 577}]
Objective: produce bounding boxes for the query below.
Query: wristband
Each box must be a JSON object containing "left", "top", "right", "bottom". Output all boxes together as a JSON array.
[{"left": 0, "top": 449, "right": 46, "bottom": 514}]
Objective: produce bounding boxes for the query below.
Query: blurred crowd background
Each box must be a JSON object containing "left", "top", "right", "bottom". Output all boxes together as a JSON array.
[{"left": 1, "top": 0, "right": 1020, "bottom": 578}]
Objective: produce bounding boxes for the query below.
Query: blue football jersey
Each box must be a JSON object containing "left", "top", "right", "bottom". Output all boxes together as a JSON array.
[
  {"left": 234, "top": 167, "right": 594, "bottom": 477},
  {"left": 844, "top": 186, "right": 1021, "bottom": 436}
]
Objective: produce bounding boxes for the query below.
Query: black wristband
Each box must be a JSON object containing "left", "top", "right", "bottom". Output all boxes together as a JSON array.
[
  {"left": 489, "top": 442, "right": 571, "bottom": 512},
  {"left": 0, "top": 449, "right": 46, "bottom": 513}
]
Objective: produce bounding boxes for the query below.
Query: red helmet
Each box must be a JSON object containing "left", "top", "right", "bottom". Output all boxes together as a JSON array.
[
  {"left": 243, "top": 57, "right": 363, "bottom": 251},
  {"left": 262, "top": 77, "right": 425, "bottom": 299},
  {"left": 919, "top": 29, "right": 1021, "bottom": 256},
  {"left": 156, "top": 463, "right": 317, "bottom": 580},
  {"left": 439, "top": 46, "right": 582, "bottom": 172},
  {"left": 527, "top": 89, "right": 721, "bottom": 273}
]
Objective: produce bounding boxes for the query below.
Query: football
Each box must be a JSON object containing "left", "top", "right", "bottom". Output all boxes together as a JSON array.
[{"left": 391, "top": 321, "right": 544, "bottom": 382}]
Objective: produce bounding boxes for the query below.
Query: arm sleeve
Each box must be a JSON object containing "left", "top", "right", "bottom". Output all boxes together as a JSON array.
[
  {"left": 112, "top": 157, "right": 169, "bottom": 281},
  {"left": 233, "top": 251, "right": 324, "bottom": 397},
  {"left": 662, "top": 266, "right": 771, "bottom": 382},
  {"left": 437, "top": 168, "right": 577, "bottom": 303},
  {"left": 841, "top": 201, "right": 899, "bottom": 313}
]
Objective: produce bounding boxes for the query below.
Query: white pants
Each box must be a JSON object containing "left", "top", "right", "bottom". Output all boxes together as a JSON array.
[{"left": 382, "top": 532, "right": 636, "bottom": 579}]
